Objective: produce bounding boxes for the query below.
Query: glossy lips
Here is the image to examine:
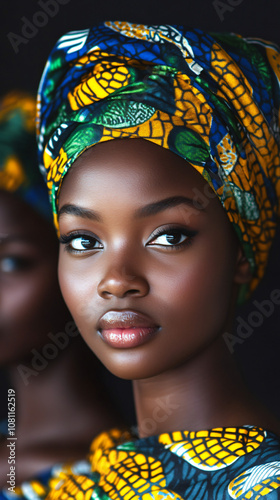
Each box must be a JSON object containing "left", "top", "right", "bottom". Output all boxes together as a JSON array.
[{"left": 97, "top": 310, "right": 159, "bottom": 348}]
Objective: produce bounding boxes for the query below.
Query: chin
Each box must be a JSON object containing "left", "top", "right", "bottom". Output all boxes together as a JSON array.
[
  {"left": 104, "top": 365, "right": 157, "bottom": 380},
  {"left": 99, "top": 354, "right": 170, "bottom": 381}
]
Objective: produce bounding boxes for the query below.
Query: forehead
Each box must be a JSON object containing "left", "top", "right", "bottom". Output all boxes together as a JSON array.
[
  {"left": 0, "top": 190, "right": 56, "bottom": 251},
  {"left": 59, "top": 138, "right": 215, "bottom": 208},
  {"left": 0, "top": 191, "right": 34, "bottom": 232}
]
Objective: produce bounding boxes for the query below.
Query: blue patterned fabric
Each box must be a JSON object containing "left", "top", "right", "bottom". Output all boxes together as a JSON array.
[
  {"left": 5, "top": 426, "right": 280, "bottom": 499},
  {"left": 37, "top": 21, "right": 280, "bottom": 297}
]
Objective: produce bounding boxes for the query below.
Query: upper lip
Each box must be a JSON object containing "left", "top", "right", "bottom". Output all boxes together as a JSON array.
[{"left": 98, "top": 310, "right": 159, "bottom": 331}]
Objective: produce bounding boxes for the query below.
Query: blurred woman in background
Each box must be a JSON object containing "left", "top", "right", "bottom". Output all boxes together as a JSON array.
[{"left": 0, "top": 92, "right": 124, "bottom": 490}]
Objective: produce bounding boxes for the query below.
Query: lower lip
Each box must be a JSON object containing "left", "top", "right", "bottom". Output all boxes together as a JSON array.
[{"left": 99, "top": 327, "right": 158, "bottom": 348}]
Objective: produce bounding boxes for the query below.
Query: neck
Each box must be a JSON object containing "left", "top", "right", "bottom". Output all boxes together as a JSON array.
[{"left": 133, "top": 337, "right": 268, "bottom": 438}]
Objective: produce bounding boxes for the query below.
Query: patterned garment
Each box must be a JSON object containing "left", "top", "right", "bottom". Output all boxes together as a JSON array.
[
  {"left": 37, "top": 22, "right": 280, "bottom": 299},
  {"left": 8, "top": 425, "right": 280, "bottom": 499},
  {"left": 0, "top": 460, "right": 91, "bottom": 500},
  {"left": 0, "top": 91, "right": 51, "bottom": 219}
]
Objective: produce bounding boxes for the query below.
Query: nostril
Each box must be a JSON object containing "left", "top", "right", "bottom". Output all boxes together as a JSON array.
[
  {"left": 101, "top": 290, "right": 113, "bottom": 298},
  {"left": 124, "top": 289, "right": 141, "bottom": 297},
  {"left": 101, "top": 288, "right": 142, "bottom": 298},
  {"left": 97, "top": 273, "right": 149, "bottom": 299}
]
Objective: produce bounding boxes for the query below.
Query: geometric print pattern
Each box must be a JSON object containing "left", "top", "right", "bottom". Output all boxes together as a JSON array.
[
  {"left": 37, "top": 21, "right": 280, "bottom": 298},
  {"left": 158, "top": 427, "right": 266, "bottom": 471},
  {"left": 0, "top": 91, "right": 51, "bottom": 219},
  {"left": 228, "top": 461, "right": 280, "bottom": 498},
  {"left": 3, "top": 425, "right": 280, "bottom": 499}
]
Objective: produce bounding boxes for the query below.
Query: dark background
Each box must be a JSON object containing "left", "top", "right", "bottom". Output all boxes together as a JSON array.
[
  {"left": 1, "top": 0, "right": 280, "bottom": 418},
  {"left": 2, "top": 0, "right": 280, "bottom": 94}
]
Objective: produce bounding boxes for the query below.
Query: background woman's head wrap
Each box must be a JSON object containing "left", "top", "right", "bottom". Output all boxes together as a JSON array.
[
  {"left": 37, "top": 21, "right": 280, "bottom": 298},
  {"left": 0, "top": 91, "right": 51, "bottom": 219}
]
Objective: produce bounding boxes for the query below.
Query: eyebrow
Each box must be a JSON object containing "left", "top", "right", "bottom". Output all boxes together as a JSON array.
[
  {"left": 58, "top": 205, "right": 102, "bottom": 222},
  {"left": 134, "top": 196, "right": 205, "bottom": 218},
  {"left": 0, "top": 235, "right": 32, "bottom": 245},
  {"left": 58, "top": 195, "right": 204, "bottom": 222}
]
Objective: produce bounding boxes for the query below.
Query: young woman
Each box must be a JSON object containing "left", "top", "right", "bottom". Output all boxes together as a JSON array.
[
  {"left": 35, "top": 22, "right": 280, "bottom": 499},
  {"left": 0, "top": 92, "right": 123, "bottom": 495}
]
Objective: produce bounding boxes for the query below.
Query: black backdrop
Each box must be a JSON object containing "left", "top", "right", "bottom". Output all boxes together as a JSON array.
[
  {"left": 2, "top": 0, "right": 280, "bottom": 94},
  {"left": 1, "top": 0, "right": 280, "bottom": 417}
]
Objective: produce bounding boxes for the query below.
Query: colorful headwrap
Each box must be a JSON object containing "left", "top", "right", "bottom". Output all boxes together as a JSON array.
[
  {"left": 37, "top": 22, "right": 280, "bottom": 298},
  {"left": 0, "top": 91, "right": 51, "bottom": 219}
]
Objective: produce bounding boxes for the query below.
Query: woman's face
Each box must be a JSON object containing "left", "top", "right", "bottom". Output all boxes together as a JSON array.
[
  {"left": 58, "top": 139, "right": 243, "bottom": 380},
  {"left": 0, "top": 191, "right": 66, "bottom": 365}
]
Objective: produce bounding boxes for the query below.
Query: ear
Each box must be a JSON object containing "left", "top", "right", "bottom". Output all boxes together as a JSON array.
[{"left": 233, "top": 245, "right": 252, "bottom": 284}]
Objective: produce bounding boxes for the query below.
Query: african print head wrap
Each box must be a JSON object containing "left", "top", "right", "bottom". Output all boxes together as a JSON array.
[
  {"left": 0, "top": 91, "right": 51, "bottom": 219},
  {"left": 37, "top": 21, "right": 280, "bottom": 297}
]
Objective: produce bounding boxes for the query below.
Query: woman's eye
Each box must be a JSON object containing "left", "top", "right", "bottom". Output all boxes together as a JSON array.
[
  {"left": 149, "top": 229, "right": 191, "bottom": 247},
  {"left": 0, "top": 257, "right": 32, "bottom": 273},
  {"left": 63, "top": 235, "right": 102, "bottom": 252}
]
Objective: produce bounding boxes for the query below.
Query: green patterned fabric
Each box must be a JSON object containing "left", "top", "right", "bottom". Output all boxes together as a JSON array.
[
  {"left": 37, "top": 22, "right": 280, "bottom": 296},
  {"left": 0, "top": 91, "right": 51, "bottom": 219}
]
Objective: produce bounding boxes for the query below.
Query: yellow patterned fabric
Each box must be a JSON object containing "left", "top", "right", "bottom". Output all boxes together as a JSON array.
[
  {"left": 0, "top": 91, "right": 51, "bottom": 218},
  {"left": 0, "top": 460, "right": 92, "bottom": 500},
  {"left": 158, "top": 426, "right": 265, "bottom": 470},
  {"left": 37, "top": 22, "right": 280, "bottom": 298},
  {"left": 3, "top": 426, "right": 280, "bottom": 499},
  {"left": 41, "top": 426, "right": 280, "bottom": 500}
]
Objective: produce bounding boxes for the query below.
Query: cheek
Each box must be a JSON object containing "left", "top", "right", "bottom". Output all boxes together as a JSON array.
[
  {"left": 150, "top": 241, "right": 236, "bottom": 332},
  {"left": 3, "top": 277, "right": 41, "bottom": 321},
  {"left": 58, "top": 253, "right": 96, "bottom": 329},
  {"left": 3, "top": 267, "right": 57, "bottom": 325},
  {"left": 0, "top": 266, "right": 61, "bottom": 363}
]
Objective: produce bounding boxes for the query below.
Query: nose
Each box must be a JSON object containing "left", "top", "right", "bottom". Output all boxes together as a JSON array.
[{"left": 97, "top": 262, "right": 149, "bottom": 299}]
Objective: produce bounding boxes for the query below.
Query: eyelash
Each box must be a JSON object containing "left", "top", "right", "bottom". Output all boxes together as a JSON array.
[
  {"left": 147, "top": 226, "right": 197, "bottom": 250},
  {"left": 59, "top": 232, "right": 102, "bottom": 254},
  {"left": 59, "top": 226, "right": 197, "bottom": 254}
]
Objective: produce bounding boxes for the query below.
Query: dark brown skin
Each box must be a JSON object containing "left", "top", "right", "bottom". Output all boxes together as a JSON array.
[
  {"left": 0, "top": 190, "right": 121, "bottom": 486},
  {"left": 58, "top": 138, "right": 280, "bottom": 439}
]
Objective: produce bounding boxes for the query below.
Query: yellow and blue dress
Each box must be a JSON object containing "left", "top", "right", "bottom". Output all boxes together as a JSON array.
[{"left": 2, "top": 425, "right": 280, "bottom": 499}]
